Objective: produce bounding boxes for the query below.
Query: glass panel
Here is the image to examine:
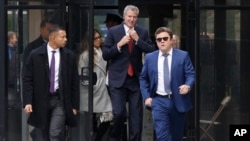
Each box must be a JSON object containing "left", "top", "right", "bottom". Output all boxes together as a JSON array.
[
  {"left": 7, "top": 0, "right": 61, "bottom": 5},
  {"left": 71, "top": 4, "right": 92, "bottom": 141},
  {"left": 199, "top": 9, "right": 242, "bottom": 141},
  {"left": 167, "top": 9, "right": 181, "bottom": 48},
  {"left": 94, "top": 0, "right": 118, "bottom": 6},
  {"left": 200, "top": 0, "right": 214, "bottom": 6},
  {"left": 200, "top": 0, "right": 241, "bottom": 6},
  {"left": 227, "top": 0, "right": 240, "bottom": 5},
  {"left": 79, "top": 9, "right": 91, "bottom": 140}
]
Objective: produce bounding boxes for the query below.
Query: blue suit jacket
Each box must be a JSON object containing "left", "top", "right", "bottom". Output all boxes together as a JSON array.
[
  {"left": 102, "top": 24, "right": 156, "bottom": 88},
  {"left": 139, "top": 49, "right": 195, "bottom": 112}
]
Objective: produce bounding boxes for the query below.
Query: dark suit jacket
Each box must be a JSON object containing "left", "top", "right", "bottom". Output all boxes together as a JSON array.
[
  {"left": 22, "top": 44, "right": 79, "bottom": 128},
  {"left": 23, "top": 36, "right": 46, "bottom": 64},
  {"left": 140, "top": 49, "right": 195, "bottom": 112},
  {"left": 8, "top": 46, "right": 18, "bottom": 87},
  {"left": 102, "top": 24, "right": 156, "bottom": 88}
]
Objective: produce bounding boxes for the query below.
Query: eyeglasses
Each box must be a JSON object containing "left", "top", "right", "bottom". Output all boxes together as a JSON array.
[
  {"left": 94, "top": 36, "right": 102, "bottom": 40},
  {"left": 156, "top": 37, "right": 169, "bottom": 42}
]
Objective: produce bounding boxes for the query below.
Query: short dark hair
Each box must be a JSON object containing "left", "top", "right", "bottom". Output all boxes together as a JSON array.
[
  {"left": 154, "top": 27, "right": 173, "bottom": 39},
  {"left": 48, "top": 24, "right": 65, "bottom": 35},
  {"left": 40, "top": 18, "right": 54, "bottom": 28}
]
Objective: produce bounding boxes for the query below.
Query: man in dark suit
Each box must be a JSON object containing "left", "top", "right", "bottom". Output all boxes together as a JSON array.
[
  {"left": 102, "top": 5, "right": 156, "bottom": 141},
  {"left": 139, "top": 27, "right": 195, "bottom": 141},
  {"left": 7, "top": 31, "right": 22, "bottom": 141},
  {"left": 7, "top": 31, "right": 19, "bottom": 105},
  {"left": 22, "top": 18, "right": 54, "bottom": 141},
  {"left": 23, "top": 18, "right": 53, "bottom": 64},
  {"left": 23, "top": 25, "right": 79, "bottom": 141}
]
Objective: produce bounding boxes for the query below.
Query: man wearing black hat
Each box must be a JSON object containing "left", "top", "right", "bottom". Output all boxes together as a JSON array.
[{"left": 104, "top": 13, "right": 123, "bottom": 29}]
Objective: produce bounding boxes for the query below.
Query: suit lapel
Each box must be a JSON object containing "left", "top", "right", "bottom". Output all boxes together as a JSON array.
[
  {"left": 119, "top": 25, "right": 131, "bottom": 55},
  {"left": 153, "top": 51, "right": 159, "bottom": 84},
  {"left": 59, "top": 48, "right": 65, "bottom": 84},
  {"left": 37, "top": 44, "right": 50, "bottom": 80},
  {"left": 171, "top": 49, "right": 177, "bottom": 76},
  {"left": 58, "top": 48, "right": 66, "bottom": 100}
]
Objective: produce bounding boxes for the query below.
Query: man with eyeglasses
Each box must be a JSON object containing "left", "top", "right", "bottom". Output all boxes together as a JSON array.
[{"left": 139, "top": 27, "right": 195, "bottom": 141}]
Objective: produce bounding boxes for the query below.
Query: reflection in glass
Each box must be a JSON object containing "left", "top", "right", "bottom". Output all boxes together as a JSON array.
[{"left": 199, "top": 9, "right": 242, "bottom": 141}]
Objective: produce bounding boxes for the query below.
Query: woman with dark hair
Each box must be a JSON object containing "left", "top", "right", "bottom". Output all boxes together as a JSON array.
[{"left": 78, "top": 29, "right": 112, "bottom": 141}]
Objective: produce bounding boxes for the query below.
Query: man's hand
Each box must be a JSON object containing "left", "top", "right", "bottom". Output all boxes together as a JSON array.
[
  {"left": 24, "top": 104, "right": 33, "bottom": 114},
  {"left": 179, "top": 85, "right": 190, "bottom": 95},
  {"left": 145, "top": 98, "right": 153, "bottom": 107},
  {"left": 117, "top": 35, "right": 131, "bottom": 48},
  {"left": 128, "top": 29, "right": 139, "bottom": 42},
  {"left": 72, "top": 109, "right": 78, "bottom": 115}
]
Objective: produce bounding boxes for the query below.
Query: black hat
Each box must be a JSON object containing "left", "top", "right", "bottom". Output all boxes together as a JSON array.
[{"left": 104, "top": 13, "right": 123, "bottom": 24}]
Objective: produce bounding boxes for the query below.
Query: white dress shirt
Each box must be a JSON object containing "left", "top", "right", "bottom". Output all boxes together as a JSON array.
[
  {"left": 47, "top": 45, "right": 60, "bottom": 91},
  {"left": 156, "top": 49, "right": 172, "bottom": 95}
]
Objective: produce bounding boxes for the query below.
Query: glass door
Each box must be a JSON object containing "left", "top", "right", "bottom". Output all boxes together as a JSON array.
[
  {"left": 67, "top": 1, "right": 95, "bottom": 140},
  {"left": 5, "top": 1, "right": 65, "bottom": 141},
  {"left": 5, "top": 0, "right": 96, "bottom": 140}
]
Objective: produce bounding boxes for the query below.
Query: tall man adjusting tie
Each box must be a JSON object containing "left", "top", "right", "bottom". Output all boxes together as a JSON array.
[
  {"left": 102, "top": 4, "right": 156, "bottom": 141},
  {"left": 23, "top": 25, "right": 79, "bottom": 141}
]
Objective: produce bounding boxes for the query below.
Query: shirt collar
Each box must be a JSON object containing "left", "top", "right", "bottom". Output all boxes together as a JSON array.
[
  {"left": 160, "top": 48, "right": 173, "bottom": 57},
  {"left": 47, "top": 44, "right": 59, "bottom": 53},
  {"left": 123, "top": 24, "right": 134, "bottom": 35}
]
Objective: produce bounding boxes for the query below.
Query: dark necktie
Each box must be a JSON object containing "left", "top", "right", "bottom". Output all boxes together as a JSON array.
[
  {"left": 49, "top": 51, "right": 56, "bottom": 93},
  {"left": 163, "top": 54, "right": 171, "bottom": 93},
  {"left": 128, "top": 36, "right": 134, "bottom": 76}
]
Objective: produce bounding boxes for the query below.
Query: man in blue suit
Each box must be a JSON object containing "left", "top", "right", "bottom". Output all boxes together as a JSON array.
[
  {"left": 102, "top": 5, "right": 156, "bottom": 141},
  {"left": 139, "top": 27, "right": 195, "bottom": 141}
]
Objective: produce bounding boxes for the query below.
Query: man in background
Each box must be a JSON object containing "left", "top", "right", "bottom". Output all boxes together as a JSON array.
[
  {"left": 8, "top": 31, "right": 21, "bottom": 141},
  {"left": 104, "top": 13, "right": 123, "bottom": 29},
  {"left": 172, "top": 34, "right": 180, "bottom": 49},
  {"left": 8, "top": 31, "right": 18, "bottom": 96},
  {"left": 23, "top": 18, "right": 54, "bottom": 64}
]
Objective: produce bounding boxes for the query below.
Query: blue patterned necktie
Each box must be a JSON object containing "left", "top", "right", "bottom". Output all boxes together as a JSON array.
[
  {"left": 49, "top": 51, "right": 56, "bottom": 93},
  {"left": 163, "top": 53, "right": 171, "bottom": 93}
]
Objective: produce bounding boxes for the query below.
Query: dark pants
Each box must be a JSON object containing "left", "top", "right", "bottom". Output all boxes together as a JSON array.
[
  {"left": 8, "top": 87, "right": 22, "bottom": 141},
  {"left": 83, "top": 112, "right": 111, "bottom": 141},
  {"left": 41, "top": 96, "right": 66, "bottom": 141},
  {"left": 30, "top": 128, "right": 42, "bottom": 141},
  {"left": 109, "top": 76, "right": 143, "bottom": 141},
  {"left": 95, "top": 121, "right": 111, "bottom": 141}
]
